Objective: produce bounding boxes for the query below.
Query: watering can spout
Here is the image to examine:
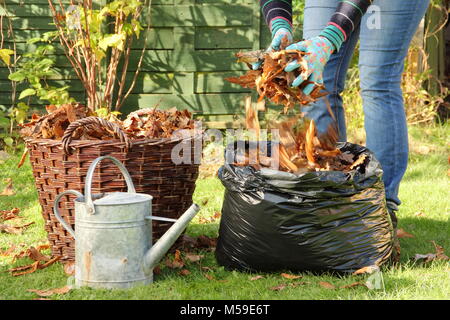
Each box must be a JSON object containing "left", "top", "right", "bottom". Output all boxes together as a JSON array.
[{"left": 143, "top": 203, "right": 200, "bottom": 273}]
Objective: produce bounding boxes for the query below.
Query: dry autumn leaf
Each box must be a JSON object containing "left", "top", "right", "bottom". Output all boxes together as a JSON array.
[
  {"left": 179, "top": 269, "right": 191, "bottom": 276},
  {"left": 201, "top": 266, "right": 214, "bottom": 272},
  {"left": 290, "top": 281, "right": 311, "bottom": 287},
  {"left": 27, "top": 285, "right": 72, "bottom": 297},
  {"left": 185, "top": 253, "right": 203, "bottom": 263},
  {"left": 0, "top": 178, "right": 15, "bottom": 196},
  {"left": 13, "top": 244, "right": 49, "bottom": 262},
  {"left": 227, "top": 48, "right": 326, "bottom": 111},
  {"left": 0, "top": 208, "right": 20, "bottom": 221},
  {"left": 165, "top": 249, "right": 184, "bottom": 269},
  {"left": 318, "top": 281, "right": 335, "bottom": 289},
  {"left": 26, "top": 247, "right": 51, "bottom": 262},
  {"left": 281, "top": 273, "right": 302, "bottom": 280},
  {"left": 0, "top": 222, "right": 34, "bottom": 235},
  {"left": 204, "top": 273, "right": 215, "bottom": 281},
  {"left": 10, "top": 255, "right": 61, "bottom": 277},
  {"left": 397, "top": 228, "right": 415, "bottom": 239},
  {"left": 414, "top": 241, "right": 449, "bottom": 263},
  {"left": 153, "top": 265, "right": 162, "bottom": 275},
  {"left": 269, "top": 284, "right": 288, "bottom": 291},
  {"left": 352, "top": 265, "right": 380, "bottom": 276},
  {"left": 250, "top": 275, "right": 264, "bottom": 281},
  {"left": 196, "top": 235, "right": 217, "bottom": 250},
  {"left": 340, "top": 282, "right": 368, "bottom": 289},
  {"left": 0, "top": 245, "right": 16, "bottom": 257}
]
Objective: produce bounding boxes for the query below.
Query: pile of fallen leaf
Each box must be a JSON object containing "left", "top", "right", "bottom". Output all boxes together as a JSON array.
[
  {"left": 235, "top": 100, "right": 367, "bottom": 173},
  {"left": 4, "top": 244, "right": 60, "bottom": 277},
  {"left": 19, "top": 104, "right": 195, "bottom": 141},
  {"left": 226, "top": 37, "right": 326, "bottom": 112},
  {"left": 0, "top": 207, "right": 35, "bottom": 235},
  {"left": 19, "top": 103, "right": 91, "bottom": 140},
  {"left": 122, "top": 107, "right": 195, "bottom": 139}
]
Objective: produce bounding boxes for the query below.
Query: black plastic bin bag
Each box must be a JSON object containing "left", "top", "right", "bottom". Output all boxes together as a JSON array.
[{"left": 215, "top": 142, "right": 394, "bottom": 273}]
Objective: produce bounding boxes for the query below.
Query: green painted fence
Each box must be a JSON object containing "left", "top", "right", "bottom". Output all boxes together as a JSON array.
[{"left": 0, "top": 0, "right": 303, "bottom": 128}]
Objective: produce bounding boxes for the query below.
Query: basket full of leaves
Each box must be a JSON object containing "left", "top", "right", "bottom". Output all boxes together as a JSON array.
[{"left": 21, "top": 104, "right": 200, "bottom": 262}]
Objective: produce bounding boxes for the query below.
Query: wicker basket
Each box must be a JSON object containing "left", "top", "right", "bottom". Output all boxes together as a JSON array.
[{"left": 25, "top": 117, "right": 200, "bottom": 262}]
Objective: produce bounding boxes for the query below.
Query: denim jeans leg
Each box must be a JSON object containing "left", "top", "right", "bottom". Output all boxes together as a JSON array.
[
  {"left": 359, "top": 0, "right": 430, "bottom": 206},
  {"left": 302, "top": 0, "right": 360, "bottom": 141}
]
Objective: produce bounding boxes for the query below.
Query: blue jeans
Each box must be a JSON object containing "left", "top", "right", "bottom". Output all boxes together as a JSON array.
[{"left": 302, "top": 0, "right": 430, "bottom": 206}]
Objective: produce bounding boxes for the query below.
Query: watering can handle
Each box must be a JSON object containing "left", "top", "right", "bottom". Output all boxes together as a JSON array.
[
  {"left": 85, "top": 155, "right": 136, "bottom": 215},
  {"left": 53, "top": 190, "right": 83, "bottom": 239}
]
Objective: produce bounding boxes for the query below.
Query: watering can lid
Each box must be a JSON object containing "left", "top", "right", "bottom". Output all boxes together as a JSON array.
[{"left": 92, "top": 192, "right": 152, "bottom": 206}]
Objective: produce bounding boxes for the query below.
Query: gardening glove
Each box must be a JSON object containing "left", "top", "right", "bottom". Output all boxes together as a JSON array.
[
  {"left": 251, "top": 27, "right": 293, "bottom": 70},
  {"left": 284, "top": 25, "right": 345, "bottom": 95}
]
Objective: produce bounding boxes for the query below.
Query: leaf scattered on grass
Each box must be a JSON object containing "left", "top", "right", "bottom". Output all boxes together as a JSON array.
[
  {"left": 197, "top": 212, "right": 222, "bottom": 224},
  {"left": 0, "top": 208, "right": 20, "bottom": 221},
  {"left": 318, "top": 281, "right": 335, "bottom": 289},
  {"left": 0, "top": 244, "right": 17, "bottom": 256},
  {"left": 340, "top": 282, "right": 368, "bottom": 289},
  {"left": 250, "top": 275, "right": 264, "bottom": 281},
  {"left": 204, "top": 273, "right": 215, "bottom": 281},
  {"left": 201, "top": 266, "right": 214, "bottom": 272},
  {"left": 0, "top": 222, "right": 34, "bottom": 235},
  {"left": 17, "top": 149, "right": 29, "bottom": 169},
  {"left": 269, "top": 284, "right": 288, "bottom": 291},
  {"left": 179, "top": 269, "right": 191, "bottom": 276},
  {"left": 10, "top": 261, "right": 40, "bottom": 277},
  {"left": 290, "top": 281, "right": 311, "bottom": 287},
  {"left": 413, "top": 241, "right": 449, "bottom": 263},
  {"left": 9, "top": 255, "right": 61, "bottom": 277},
  {"left": 185, "top": 253, "right": 204, "bottom": 263},
  {"left": 196, "top": 235, "right": 217, "bottom": 250},
  {"left": 349, "top": 154, "right": 367, "bottom": 170},
  {"left": 352, "top": 265, "right": 380, "bottom": 275},
  {"left": 0, "top": 178, "right": 15, "bottom": 196},
  {"left": 180, "top": 234, "right": 217, "bottom": 252},
  {"left": 12, "top": 244, "right": 49, "bottom": 262},
  {"left": 153, "top": 265, "right": 162, "bottom": 275},
  {"left": 27, "top": 285, "right": 72, "bottom": 297},
  {"left": 280, "top": 273, "right": 302, "bottom": 280},
  {"left": 397, "top": 228, "right": 414, "bottom": 239},
  {"left": 269, "top": 281, "right": 310, "bottom": 291},
  {"left": 165, "top": 249, "right": 184, "bottom": 269}
]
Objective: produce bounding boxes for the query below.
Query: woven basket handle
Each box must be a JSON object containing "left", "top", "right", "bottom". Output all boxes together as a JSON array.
[{"left": 62, "top": 116, "right": 131, "bottom": 155}]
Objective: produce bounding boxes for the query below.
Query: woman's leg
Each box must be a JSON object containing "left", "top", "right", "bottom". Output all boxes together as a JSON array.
[
  {"left": 359, "top": 0, "right": 430, "bottom": 211},
  {"left": 302, "top": 0, "right": 360, "bottom": 142}
]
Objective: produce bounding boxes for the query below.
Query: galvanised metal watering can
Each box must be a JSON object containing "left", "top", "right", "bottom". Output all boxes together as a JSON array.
[{"left": 53, "top": 155, "right": 200, "bottom": 289}]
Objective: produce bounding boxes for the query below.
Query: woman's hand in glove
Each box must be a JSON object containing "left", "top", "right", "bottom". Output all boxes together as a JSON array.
[
  {"left": 251, "top": 28, "right": 293, "bottom": 70},
  {"left": 284, "top": 36, "right": 334, "bottom": 95}
]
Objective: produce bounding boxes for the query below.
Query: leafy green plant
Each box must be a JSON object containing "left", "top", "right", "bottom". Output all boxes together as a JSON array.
[
  {"left": 8, "top": 32, "right": 75, "bottom": 108},
  {"left": 0, "top": 0, "right": 21, "bottom": 151},
  {"left": 48, "top": 0, "right": 152, "bottom": 112}
]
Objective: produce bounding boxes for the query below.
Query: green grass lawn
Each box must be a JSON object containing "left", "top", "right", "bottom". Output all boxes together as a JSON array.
[{"left": 0, "top": 124, "right": 449, "bottom": 300}]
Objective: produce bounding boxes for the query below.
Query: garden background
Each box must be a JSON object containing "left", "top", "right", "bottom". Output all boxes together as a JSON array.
[{"left": 0, "top": 0, "right": 449, "bottom": 300}]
